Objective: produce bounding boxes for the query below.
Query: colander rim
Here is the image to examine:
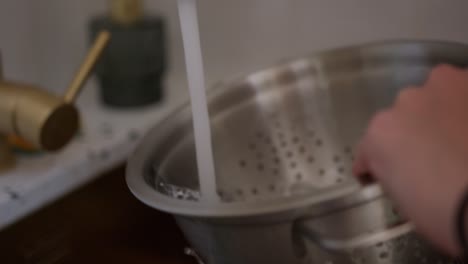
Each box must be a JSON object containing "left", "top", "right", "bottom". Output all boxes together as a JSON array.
[{"left": 127, "top": 39, "right": 468, "bottom": 218}]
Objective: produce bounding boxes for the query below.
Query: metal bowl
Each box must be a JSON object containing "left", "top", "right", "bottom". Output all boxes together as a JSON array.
[{"left": 127, "top": 40, "right": 468, "bottom": 264}]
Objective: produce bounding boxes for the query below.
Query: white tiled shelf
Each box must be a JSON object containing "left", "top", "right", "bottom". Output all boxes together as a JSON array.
[{"left": 0, "top": 77, "right": 188, "bottom": 230}]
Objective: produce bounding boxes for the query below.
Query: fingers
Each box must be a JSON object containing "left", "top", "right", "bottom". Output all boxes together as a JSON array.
[
  {"left": 425, "top": 64, "right": 466, "bottom": 89},
  {"left": 394, "top": 86, "right": 420, "bottom": 107},
  {"left": 425, "top": 64, "right": 468, "bottom": 98},
  {"left": 352, "top": 64, "right": 467, "bottom": 185},
  {"left": 352, "top": 110, "right": 395, "bottom": 184},
  {"left": 349, "top": 64, "right": 468, "bottom": 257}
]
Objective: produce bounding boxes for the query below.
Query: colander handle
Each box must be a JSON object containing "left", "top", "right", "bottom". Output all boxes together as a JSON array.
[{"left": 298, "top": 220, "right": 414, "bottom": 251}]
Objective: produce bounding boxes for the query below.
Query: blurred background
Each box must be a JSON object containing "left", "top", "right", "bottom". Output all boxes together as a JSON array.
[
  {"left": 3, "top": 0, "right": 468, "bottom": 97},
  {"left": 2, "top": 0, "right": 468, "bottom": 263}
]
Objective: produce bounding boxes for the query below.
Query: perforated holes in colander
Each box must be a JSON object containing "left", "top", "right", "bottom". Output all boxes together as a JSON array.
[{"left": 236, "top": 111, "right": 358, "bottom": 202}]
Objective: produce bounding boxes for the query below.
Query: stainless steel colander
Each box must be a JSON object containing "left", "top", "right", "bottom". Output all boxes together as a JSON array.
[{"left": 127, "top": 41, "right": 468, "bottom": 264}]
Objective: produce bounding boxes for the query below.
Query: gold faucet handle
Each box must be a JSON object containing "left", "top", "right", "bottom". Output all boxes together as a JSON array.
[{"left": 64, "top": 31, "right": 111, "bottom": 103}]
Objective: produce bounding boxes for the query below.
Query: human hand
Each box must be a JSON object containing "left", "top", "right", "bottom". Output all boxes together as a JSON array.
[{"left": 353, "top": 65, "right": 468, "bottom": 256}]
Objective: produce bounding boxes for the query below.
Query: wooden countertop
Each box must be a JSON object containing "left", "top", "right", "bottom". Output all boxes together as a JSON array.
[{"left": 0, "top": 165, "right": 196, "bottom": 264}]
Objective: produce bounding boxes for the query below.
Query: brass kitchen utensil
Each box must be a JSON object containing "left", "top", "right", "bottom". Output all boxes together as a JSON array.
[{"left": 0, "top": 31, "right": 110, "bottom": 172}]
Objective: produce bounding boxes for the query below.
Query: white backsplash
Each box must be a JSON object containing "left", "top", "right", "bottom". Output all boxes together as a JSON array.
[{"left": 1, "top": 0, "right": 468, "bottom": 96}]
